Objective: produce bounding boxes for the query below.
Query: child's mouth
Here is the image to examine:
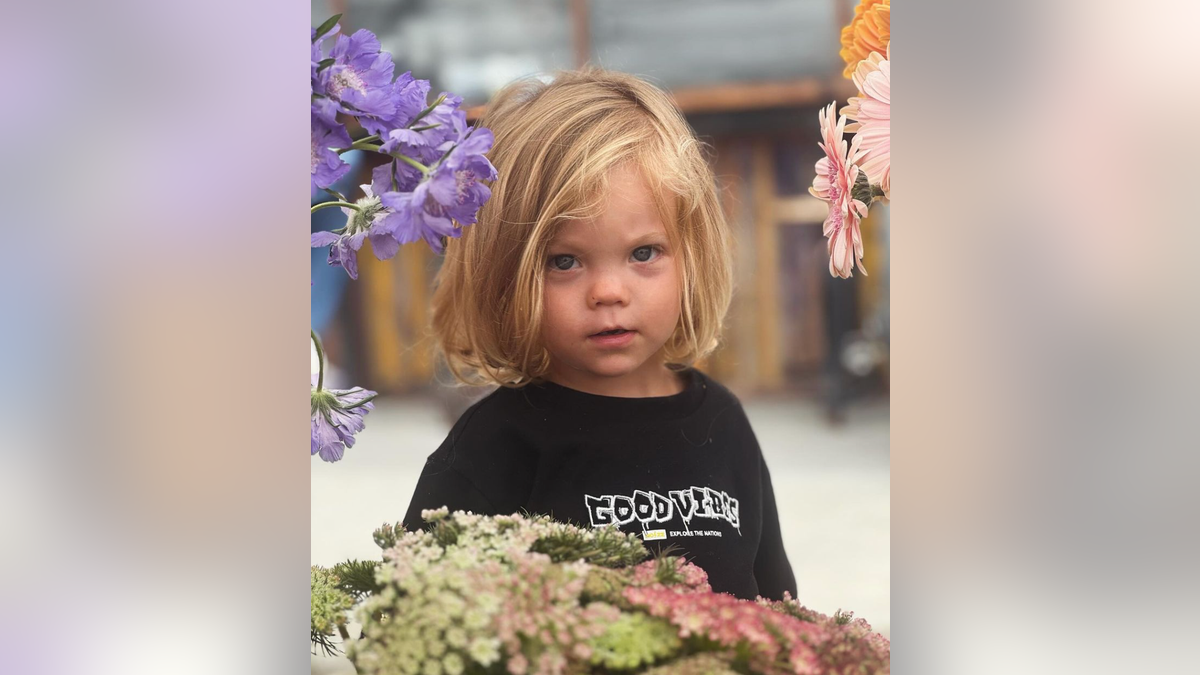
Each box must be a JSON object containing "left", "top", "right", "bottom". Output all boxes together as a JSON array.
[{"left": 588, "top": 328, "right": 636, "bottom": 346}]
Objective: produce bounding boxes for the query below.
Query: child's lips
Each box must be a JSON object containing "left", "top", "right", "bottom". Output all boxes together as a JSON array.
[{"left": 587, "top": 329, "right": 637, "bottom": 347}]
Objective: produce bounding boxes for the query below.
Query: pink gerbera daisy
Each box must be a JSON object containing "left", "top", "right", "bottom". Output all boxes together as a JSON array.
[
  {"left": 841, "top": 43, "right": 890, "bottom": 200},
  {"left": 810, "top": 102, "right": 869, "bottom": 278}
]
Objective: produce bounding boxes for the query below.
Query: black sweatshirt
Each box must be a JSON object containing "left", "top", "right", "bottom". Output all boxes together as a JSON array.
[{"left": 401, "top": 368, "right": 797, "bottom": 601}]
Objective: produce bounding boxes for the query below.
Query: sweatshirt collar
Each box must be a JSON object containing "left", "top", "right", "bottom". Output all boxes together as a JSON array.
[{"left": 523, "top": 368, "right": 707, "bottom": 421}]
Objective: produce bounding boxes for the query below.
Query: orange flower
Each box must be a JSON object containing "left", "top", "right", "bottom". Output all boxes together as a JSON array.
[{"left": 839, "top": 0, "right": 890, "bottom": 79}]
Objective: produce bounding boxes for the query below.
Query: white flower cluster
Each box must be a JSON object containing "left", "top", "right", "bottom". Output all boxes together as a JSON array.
[{"left": 348, "top": 509, "right": 638, "bottom": 675}]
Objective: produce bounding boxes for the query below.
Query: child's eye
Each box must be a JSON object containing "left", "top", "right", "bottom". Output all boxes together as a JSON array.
[
  {"left": 549, "top": 254, "right": 579, "bottom": 271},
  {"left": 631, "top": 245, "right": 661, "bottom": 263}
]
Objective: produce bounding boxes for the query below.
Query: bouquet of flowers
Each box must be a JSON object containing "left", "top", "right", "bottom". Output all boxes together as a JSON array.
[
  {"left": 812, "top": 0, "right": 891, "bottom": 279},
  {"left": 312, "top": 509, "right": 890, "bottom": 675},
  {"left": 309, "top": 14, "right": 497, "bottom": 462}
]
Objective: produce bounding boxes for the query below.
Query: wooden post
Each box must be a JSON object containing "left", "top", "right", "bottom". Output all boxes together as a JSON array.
[
  {"left": 570, "top": 0, "right": 591, "bottom": 68},
  {"left": 751, "top": 140, "right": 783, "bottom": 389},
  {"left": 402, "top": 243, "right": 434, "bottom": 384},
  {"left": 361, "top": 250, "right": 404, "bottom": 393}
]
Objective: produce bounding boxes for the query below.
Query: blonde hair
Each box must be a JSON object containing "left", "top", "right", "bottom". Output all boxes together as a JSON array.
[{"left": 432, "top": 67, "right": 733, "bottom": 387}]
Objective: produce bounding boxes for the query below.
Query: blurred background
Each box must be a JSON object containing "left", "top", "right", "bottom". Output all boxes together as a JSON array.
[{"left": 311, "top": 1, "right": 889, "bottom": 668}]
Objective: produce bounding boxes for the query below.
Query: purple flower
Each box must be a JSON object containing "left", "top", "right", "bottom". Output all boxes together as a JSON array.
[
  {"left": 311, "top": 228, "right": 364, "bottom": 279},
  {"left": 321, "top": 29, "right": 397, "bottom": 129},
  {"left": 370, "top": 155, "right": 423, "bottom": 197},
  {"left": 419, "top": 92, "right": 470, "bottom": 152},
  {"left": 363, "top": 71, "right": 431, "bottom": 137},
  {"left": 376, "top": 185, "right": 457, "bottom": 253},
  {"left": 311, "top": 23, "right": 338, "bottom": 86},
  {"left": 311, "top": 185, "right": 402, "bottom": 279},
  {"left": 374, "top": 127, "right": 498, "bottom": 253},
  {"left": 309, "top": 21, "right": 497, "bottom": 259},
  {"left": 311, "top": 374, "right": 376, "bottom": 463},
  {"left": 311, "top": 113, "right": 352, "bottom": 197},
  {"left": 428, "top": 127, "right": 497, "bottom": 226},
  {"left": 310, "top": 23, "right": 341, "bottom": 124},
  {"left": 378, "top": 91, "right": 465, "bottom": 162}
]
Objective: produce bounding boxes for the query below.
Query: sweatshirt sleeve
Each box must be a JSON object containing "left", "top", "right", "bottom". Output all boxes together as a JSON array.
[
  {"left": 401, "top": 458, "right": 499, "bottom": 532},
  {"left": 753, "top": 457, "right": 798, "bottom": 601}
]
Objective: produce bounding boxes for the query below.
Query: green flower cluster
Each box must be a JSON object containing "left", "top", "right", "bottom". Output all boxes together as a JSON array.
[
  {"left": 589, "top": 613, "right": 682, "bottom": 670},
  {"left": 310, "top": 566, "right": 354, "bottom": 654},
  {"left": 350, "top": 509, "right": 644, "bottom": 675},
  {"left": 642, "top": 653, "right": 740, "bottom": 675}
]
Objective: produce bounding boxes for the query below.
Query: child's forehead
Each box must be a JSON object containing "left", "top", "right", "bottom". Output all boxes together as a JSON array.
[
  {"left": 548, "top": 164, "right": 675, "bottom": 241},
  {"left": 551, "top": 216, "right": 668, "bottom": 244}
]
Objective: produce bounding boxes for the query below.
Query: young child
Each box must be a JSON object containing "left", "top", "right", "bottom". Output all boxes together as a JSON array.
[{"left": 402, "top": 68, "right": 796, "bottom": 601}]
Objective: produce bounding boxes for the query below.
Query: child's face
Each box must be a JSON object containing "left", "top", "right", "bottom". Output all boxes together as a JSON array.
[{"left": 540, "top": 164, "right": 682, "bottom": 394}]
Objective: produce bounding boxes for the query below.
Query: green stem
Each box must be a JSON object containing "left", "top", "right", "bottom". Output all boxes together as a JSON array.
[
  {"left": 311, "top": 201, "right": 359, "bottom": 214},
  {"left": 311, "top": 329, "right": 327, "bottom": 391},
  {"left": 334, "top": 135, "right": 383, "bottom": 155},
  {"left": 408, "top": 94, "right": 447, "bottom": 128},
  {"left": 395, "top": 153, "right": 430, "bottom": 175}
]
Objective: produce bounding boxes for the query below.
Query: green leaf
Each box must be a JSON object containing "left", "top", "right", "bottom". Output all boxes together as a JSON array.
[
  {"left": 310, "top": 629, "right": 341, "bottom": 657},
  {"left": 313, "top": 14, "right": 342, "bottom": 43},
  {"left": 316, "top": 58, "right": 336, "bottom": 73},
  {"left": 407, "top": 93, "right": 447, "bottom": 127},
  {"left": 332, "top": 559, "right": 384, "bottom": 599}
]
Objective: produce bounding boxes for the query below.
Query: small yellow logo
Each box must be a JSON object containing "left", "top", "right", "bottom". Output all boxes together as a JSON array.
[{"left": 643, "top": 530, "right": 667, "bottom": 541}]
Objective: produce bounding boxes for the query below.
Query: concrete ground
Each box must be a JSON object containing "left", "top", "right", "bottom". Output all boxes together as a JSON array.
[{"left": 312, "top": 394, "right": 889, "bottom": 673}]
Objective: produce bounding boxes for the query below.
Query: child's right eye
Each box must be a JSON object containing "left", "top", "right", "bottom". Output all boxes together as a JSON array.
[{"left": 549, "top": 254, "right": 578, "bottom": 271}]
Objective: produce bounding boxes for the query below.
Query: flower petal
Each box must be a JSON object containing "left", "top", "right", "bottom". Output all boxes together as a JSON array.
[{"left": 311, "top": 231, "right": 340, "bottom": 247}]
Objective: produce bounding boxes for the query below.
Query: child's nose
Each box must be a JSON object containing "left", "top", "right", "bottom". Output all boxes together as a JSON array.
[{"left": 588, "top": 272, "right": 629, "bottom": 308}]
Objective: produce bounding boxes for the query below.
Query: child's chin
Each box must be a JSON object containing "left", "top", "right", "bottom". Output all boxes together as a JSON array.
[{"left": 584, "top": 358, "right": 650, "bottom": 379}]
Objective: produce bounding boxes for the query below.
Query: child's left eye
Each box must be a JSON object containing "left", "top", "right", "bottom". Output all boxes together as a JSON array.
[{"left": 631, "top": 246, "right": 660, "bottom": 263}]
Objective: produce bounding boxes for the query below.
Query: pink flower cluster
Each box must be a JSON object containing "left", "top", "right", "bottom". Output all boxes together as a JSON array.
[
  {"left": 628, "top": 557, "right": 712, "bottom": 592},
  {"left": 626, "top": 586, "right": 890, "bottom": 675},
  {"left": 484, "top": 553, "right": 619, "bottom": 675}
]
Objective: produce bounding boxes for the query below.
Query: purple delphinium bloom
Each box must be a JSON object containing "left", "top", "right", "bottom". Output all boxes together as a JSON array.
[
  {"left": 311, "top": 229, "right": 364, "bottom": 279},
  {"left": 363, "top": 71, "right": 430, "bottom": 137},
  {"left": 370, "top": 160, "right": 422, "bottom": 202},
  {"left": 375, "top": 186, "right": 457, "bottom": 254},
  {"left": 311, "top": 184, "right": 402, "bottom": 278},
  {"left": 375, "top": 127, "right": 498, "bottom": 253},
  {"left": 311, "top": 374, "right": 376, "bottom": 463},
  {"left": 418, "top": 92, "right": 469, "bottom": 154},
  {"left": 310, "top": 24, "right": 341, "bottom": 127},
  {"left": 309, "top": 20, "right": 497, "bottom": 258},
  {"left": 311, "top": 23, "right": 338, "bottom": 93},
  {"left": 311, "top": 113, "right": 352, "bottom": 197},
  {"left": 324, "top": 29, "right": 397, "bottom": 128},
  {"left": 427, "top": 127, "right": 497, "bottom": 226},
  {"left": 378, "top": 89, "right": 464, "bottom": 163}
]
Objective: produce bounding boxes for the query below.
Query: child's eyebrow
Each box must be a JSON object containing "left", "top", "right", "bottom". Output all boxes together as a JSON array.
[
  {"left": 627, "top": 232, "right": 669, "bottom": 247},
  {"left": 548, "top": 231, "right": 668, "bottom": 251}
]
